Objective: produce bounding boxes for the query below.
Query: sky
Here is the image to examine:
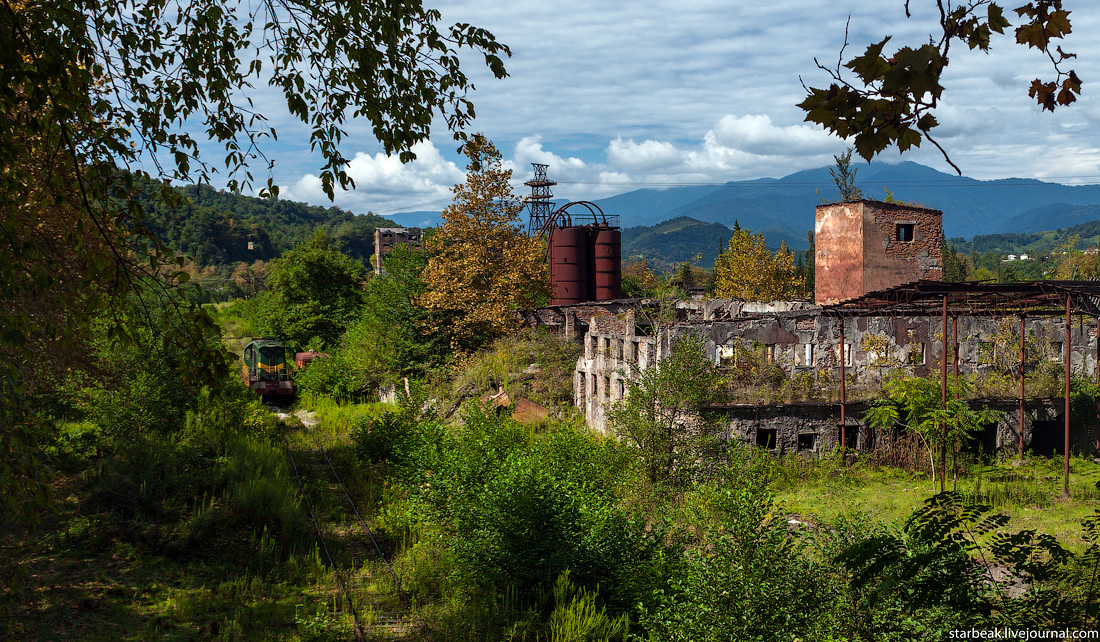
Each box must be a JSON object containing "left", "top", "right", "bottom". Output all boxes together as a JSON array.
[{"left": 228, "top": 1, "right": 1100, "bottom": 217}]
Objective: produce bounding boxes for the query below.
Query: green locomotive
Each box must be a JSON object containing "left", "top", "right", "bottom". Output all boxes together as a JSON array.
[{"left": 242, "top": 337, "right": 294, "bottom": 399}]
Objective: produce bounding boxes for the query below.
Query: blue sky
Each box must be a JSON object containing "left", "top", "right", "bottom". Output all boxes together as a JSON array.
[{"left": 230, "top": 1, "right": 1100, "bottom": 215}]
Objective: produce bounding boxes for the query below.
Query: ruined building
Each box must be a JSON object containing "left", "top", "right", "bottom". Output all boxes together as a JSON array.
[
  {"left": 815, "top": 200, "right": 943, "bottom": 304},
  {"left": 560, "top": 200, "right": 1099, "bottom": 458},
  {"left": 373, "top": 227, "right": 422, "bottom": 275}
]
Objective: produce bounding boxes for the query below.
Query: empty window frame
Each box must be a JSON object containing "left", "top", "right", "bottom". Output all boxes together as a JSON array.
[
  {"left": 797, "top": 433, "right": 817, "bottom": 451},
  {"left": 834, "top": 343, "right": 852, "bottom": 367},
  {"left": 1052, "top": 342, "right": 1064, "bottom": 361},
  {"left": 906, "top": 342, "right": 926, "bottom": 365},
  {"left": 756, "top": 428, "right": 777, "bottom": 450},
  {"left": 896, "top": 223, "right": 915, "bottom": 242},
  {"left": 797, "top": 343, "right": 814, "bottom": 367}
]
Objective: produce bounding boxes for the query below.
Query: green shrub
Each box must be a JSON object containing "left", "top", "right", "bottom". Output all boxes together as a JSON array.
[
  {"left": 642, "top": 481, "right": 845, "bottom": 642},
  {"left": 295, "top": 352, "right": 371, "bottom": 402}
]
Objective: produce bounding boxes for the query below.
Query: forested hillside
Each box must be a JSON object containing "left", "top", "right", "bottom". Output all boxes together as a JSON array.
[
  {"left": 621, "top": 216, "right": 732, "bottom": 269},
  {"left": 949, "top": 219, "right": 1100, "bottom": 257},
  {"left": 138, "top": 182, "right": 397, "bottom": 266}
]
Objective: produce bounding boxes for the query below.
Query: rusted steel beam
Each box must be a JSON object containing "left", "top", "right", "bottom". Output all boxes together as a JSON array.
[
  {"left": 941, "top": 295, "right": 948, "bottom": 493},
  {"left": 953, "top": 317, "right": 959, "bottom": 395},
  {"left": 839, "top": 321, "right": 846, "bottom": 453},
  {"left": 1065, "top": 294, "right": 1072, "bottom": 496},
  {"left": 1020, "top": 315, "right": 1026, "bottom": 462}
]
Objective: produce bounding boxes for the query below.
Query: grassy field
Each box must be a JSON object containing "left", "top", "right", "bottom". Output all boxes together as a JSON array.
[
  {"left": 15, "top": 392, "right": 1100, "bottom": 639},
  {"left": 773, "top": 453, "right": 1100, "bottom": 551}
]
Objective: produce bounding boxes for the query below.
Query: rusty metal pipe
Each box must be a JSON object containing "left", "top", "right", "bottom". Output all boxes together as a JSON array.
[
  {"left": 1020, "top": 316, "right": 1026, "bottom": 461},
  {"left": 941, "top": 295, "right": 948, "bottom": 492}
]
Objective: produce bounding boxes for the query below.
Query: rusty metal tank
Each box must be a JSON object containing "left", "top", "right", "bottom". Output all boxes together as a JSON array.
[
  {"left": 549, "top": 226, "right": 588, "bottom": 305},
  {"left": 593, "top": 224, "right": 621, "bottom": 300}
]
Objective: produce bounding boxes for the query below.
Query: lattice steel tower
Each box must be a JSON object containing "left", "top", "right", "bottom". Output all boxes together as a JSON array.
[{"left": 524, "top": 163, "right": 556, "bottom": 236}]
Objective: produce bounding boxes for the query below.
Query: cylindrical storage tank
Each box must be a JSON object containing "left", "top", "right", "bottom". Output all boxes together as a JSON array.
[
  {"left": 585, "top": 225, "right": 598, "bottom": 302},
  {"left": 549, "top": 226, "right": 587, "bottom": 305},
  {"left": 594, "top": 226, "right": 621, "bottom": 300}
]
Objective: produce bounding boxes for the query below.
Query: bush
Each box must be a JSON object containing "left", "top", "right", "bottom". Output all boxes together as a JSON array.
[
  {"left": 641, "top": 456, "right": 846, "bottom": 642},
  {"left": 295, "top": 352, "right": 370, "bottom": 402}
]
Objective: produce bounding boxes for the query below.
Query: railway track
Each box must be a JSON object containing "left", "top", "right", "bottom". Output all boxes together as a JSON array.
[{"left": 284, "top": 414, "right": 425, "bottom": 640}]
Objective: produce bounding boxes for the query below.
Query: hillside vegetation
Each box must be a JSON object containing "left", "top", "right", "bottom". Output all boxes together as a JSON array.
[{"left": 136, "top": 181, "right": 397, "bottom": 267}]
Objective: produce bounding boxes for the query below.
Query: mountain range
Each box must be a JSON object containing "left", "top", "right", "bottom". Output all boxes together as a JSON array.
[
  {"left": 381, "top": 161, "right": 1100, "bottom": 254},
  {"left": 587, "top": 161, "right": 1100, "bottom": 251}
]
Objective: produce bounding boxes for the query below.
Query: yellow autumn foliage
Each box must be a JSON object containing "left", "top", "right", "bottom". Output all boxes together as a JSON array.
[
  {"left": 419, "top": 135, "right": 551, "bottom": 350},
  {"left": 713, "top": 227, "right": 802, "bottom": 301}
]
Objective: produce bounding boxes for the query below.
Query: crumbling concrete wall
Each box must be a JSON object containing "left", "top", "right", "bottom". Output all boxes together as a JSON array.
[
  {"left": 575, "top": 301, "right": 1100, "bottom": 455},
  {"left": 710, "top": 399, "right": 1095, "bottom": 458}
]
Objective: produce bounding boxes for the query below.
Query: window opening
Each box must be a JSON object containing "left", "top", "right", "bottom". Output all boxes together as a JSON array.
[
  {"left": 756, "top": 428, "right": 777, "bottom": 450},
  {"left": 896, "top": 223, "right": 915, "bottom": 242}
]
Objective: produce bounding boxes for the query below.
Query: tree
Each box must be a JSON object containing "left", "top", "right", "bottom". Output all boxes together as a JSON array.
[
  {"left": 1, "top": 0, "right": 507, "bottom": 627},
  {"left": 256, "top": 229, "right": 367, "bottom": 351},
  {"left": 1051, "top": 234, "right": 1099, "bottom": 280},
  {"left": 609, "top": 334, "right": 720, "bottom": 487},
  {"left": 621, "top": 259, "right": 659, "bottom": 298},
  {"left": 942, "top": 236, "right": 969, "bottom": 282},
  {"left": 865, "top": 374, "right": 1000, "bottom": 492},
  {"left": 800, "top": 2, "right": 1079, "bottom": 173},
  {"left": 419, "top": 135, "right": 551, "bottom": 351},
  {"left": 713, "top": 227, "right": 803, "bottom": 301},
  {"left": 342, "top": 243, "right": 450, "bottom": 390},
  {"left": 830, "top": 147, "right": 863, "bottom": 202}
]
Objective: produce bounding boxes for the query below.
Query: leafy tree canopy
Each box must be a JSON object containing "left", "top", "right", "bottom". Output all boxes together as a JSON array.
[
  {"left": 713, "top": 226, "right": 803, "bottom": 302},
  {"left": 800, "top": 1, "right": 1079, "bottom": 173},
  {"left": 255, "top": 229, "right": 367, "bottom": 351},
  {"left": 419, "top": 135, "right": 551, "bottom": 352},
  {"left": 609, "top": 333, "right": 721, "bottom": 488}
]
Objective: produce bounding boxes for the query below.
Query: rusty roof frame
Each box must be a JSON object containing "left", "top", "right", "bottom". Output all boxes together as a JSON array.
[{"left": 820, "top": 280, "right": 1100, "bottom": 318}]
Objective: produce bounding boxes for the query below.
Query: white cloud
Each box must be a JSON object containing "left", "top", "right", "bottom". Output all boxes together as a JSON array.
[
  {"left": 509, "top": 136, "right": 588, "bottom": 175},
  {"left": 258, "top": 0, "right": 1100, "bottom": 212},
  {"left": 606, "top": 137, "right": 683, "bottom": 172},
  {"left": 710, "top": 114, "right": 845, "bottom": 156},
  {"left": 279, "top": 141, "right": 464, "bottom": 214}
]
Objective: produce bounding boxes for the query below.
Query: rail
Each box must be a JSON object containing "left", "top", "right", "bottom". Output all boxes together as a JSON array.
[{"left": 285, "top": 432, "right": 428, "bottom": 640}]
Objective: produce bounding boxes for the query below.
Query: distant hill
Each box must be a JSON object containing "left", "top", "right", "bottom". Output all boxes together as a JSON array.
[
  {"left": 620, "top": 216, "right": 809, "bottom": 271},
  {"left": 138, "top": 183, "right": 397, "bottom": 266},
  {"left": 950, "top": 218, "right": 1100, "bottom": 257},
  {"left": 363, "top": 162, "right": 1100, "bottom": 253},
  {"left": 621, "top": 217, "right": 732, "bottom": 270},
  {"left": 1000, "top": 204, "right": 1100, "bottom": 234}
]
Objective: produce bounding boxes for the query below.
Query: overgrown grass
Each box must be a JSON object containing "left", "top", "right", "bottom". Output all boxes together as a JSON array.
[
  {"left": 208, "top": 299, "right": 257, "bottom": 355},
  {"left": 449, "top": 330, "right": 584, "bottom": 410},
  {"left": 772, "top": 452, "right": 1100, "bottom": 551}
]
